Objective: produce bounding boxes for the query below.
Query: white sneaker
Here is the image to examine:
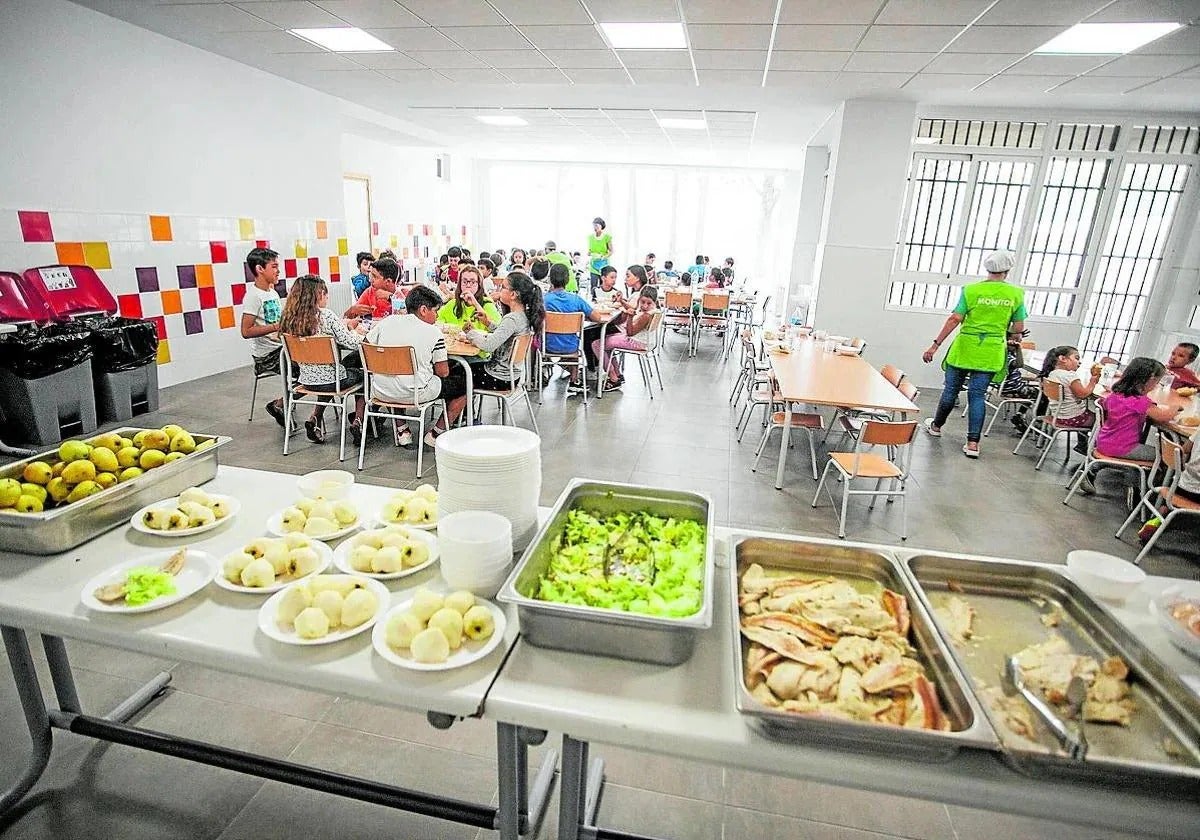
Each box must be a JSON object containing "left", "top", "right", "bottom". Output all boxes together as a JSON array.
[
  {"left": 923, "top": 418, "right": 942, "bottom": 438},
  {"left": 423, "top": 431, "right": 439, "bottom": 448},
  {"left": 395, "top": 428, "right": 413, "bottom": 448}
]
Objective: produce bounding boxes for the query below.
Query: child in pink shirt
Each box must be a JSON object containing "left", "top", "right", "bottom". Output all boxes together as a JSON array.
[{"left": 1096, "top": 357, "right": 1184, "bottom": 460}]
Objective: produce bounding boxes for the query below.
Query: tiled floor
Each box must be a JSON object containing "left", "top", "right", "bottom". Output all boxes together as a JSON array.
[{"left": 1, "top": 333, "right": 1195, "bottom": 839}]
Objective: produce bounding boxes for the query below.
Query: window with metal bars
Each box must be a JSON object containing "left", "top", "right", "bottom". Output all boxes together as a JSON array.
[
  {"left": 898, "top": 156, "right": 969, "bottom": 275},
  {"left": 1129, "top": 125, "right": 1200, "bottom": 155},
  {"left": 916, "top": 118, "right": 1046, "bottom": 149},
  {"left": 1079, "top": 162, "right": 1191, "bottom": 361}
]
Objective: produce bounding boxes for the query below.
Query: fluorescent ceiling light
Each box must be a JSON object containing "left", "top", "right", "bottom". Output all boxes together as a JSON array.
[
  {"left": 288, "top": 27, "right": 394, "bottom": 52},
  {"left": 601, "top": 22, "right": 687, "bottom": 49},
  {"left": 1034, "top": 22, "right": 1181, "bottom": 54},
  {"left": 657, "top": 117, "right": 706, "bottom": 130},
  {"left": 475, "top": 115, "right": 528, "bottom": 127},
  {"left": 914, "top": 137, "right": 942, "bottom": 145}
]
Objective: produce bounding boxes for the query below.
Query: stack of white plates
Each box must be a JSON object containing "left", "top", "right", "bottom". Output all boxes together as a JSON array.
[{"left": 435, "top": 425, "right": 541, "bottom": 552}]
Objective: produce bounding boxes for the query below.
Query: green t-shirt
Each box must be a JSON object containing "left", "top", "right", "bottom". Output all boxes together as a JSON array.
[
  {"left": 587, "top": 232, "right": 612, "bottom": 273},
  {"left": 545, "top": 251, "right": 577, "bottom": 291},
  {"left": 436, "top": 299, "right": 501, "bottom": 330},
  {"left": 944, "top": 280, "right": 1027, "bottom": 374}
]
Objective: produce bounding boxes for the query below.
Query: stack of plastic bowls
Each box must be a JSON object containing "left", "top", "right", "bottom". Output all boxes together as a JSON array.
[
  {"left": 438, "top": 510, "right": 513, "bottom": 597},
  {"left": 435, "top": 425, "right": 541, "bottom": 552}
]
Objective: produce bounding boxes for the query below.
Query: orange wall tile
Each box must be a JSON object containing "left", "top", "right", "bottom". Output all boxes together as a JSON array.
[
  {"left": 82, "top": 242, "right": 112, "bottom": 270},
  {"left": 195, "top": 264, "right": 214, "bottom": 287},
  {"left": 149, "top": 215, "right": 173, "bottom": 241},
  {"left": 328, "top": 256, "right": 339, "bottom": 275},
  {"left": 217, "top": 306, "right": 235, "bottom": 329},
  {"left": 161, "top": 290, "right": 182, "bottom": 315},
  {"left": 315, "top": 220, "right": 329, "bottom": 239},
  {"left": 156, "top": 339, "right": 171, "bottom": 365},
  {"left": 55, "top": 242, "right": 84, "bottom": 264}
]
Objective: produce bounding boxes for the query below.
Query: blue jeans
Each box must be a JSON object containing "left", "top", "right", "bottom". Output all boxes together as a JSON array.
[{"left": 933, "top": 366, "right": 992, "bottom": 443}]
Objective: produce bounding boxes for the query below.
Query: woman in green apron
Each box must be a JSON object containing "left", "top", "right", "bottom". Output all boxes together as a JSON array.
[
  {"left": 921, "top": 250, "right": 1026, "bottom": 458},
  {"left": 587, "top": 217, "right": 612, "bottom": 298}
]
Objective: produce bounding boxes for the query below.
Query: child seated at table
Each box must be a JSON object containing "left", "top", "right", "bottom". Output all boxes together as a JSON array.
[
  {"left": 1095, "top": 357, "right": 1185, "bottom": 461},
  {"left": 593, "top": 266, "right": 624, "bottom": 305},
  {"left": 1041, "top": 346, "right": 1099, "bottom": 440},
  {"left": 592, "top": 287, "right": 658, "bottom": 392}
]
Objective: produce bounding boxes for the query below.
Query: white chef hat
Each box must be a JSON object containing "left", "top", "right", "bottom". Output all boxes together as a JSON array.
[{"left": 983, "top": 250, "right": 1015, "bottom": 274}]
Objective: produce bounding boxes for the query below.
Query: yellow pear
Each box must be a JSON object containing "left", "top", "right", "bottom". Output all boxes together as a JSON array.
[
  {"left": 20, "top": 483, "right": 48, "bottom": 504},
  {"left": 163, "top": 452, "right": 186, "bottom": 463},
  {"left": 117, "top": 446, "right": 140, "bottom": 468},
  {"left": 90, "top": 433, "right": 124, "bottom": 451},
  {"left": 58, "top": 440, "right": 91, "bottom": 463},
  {"left": 61, "top": 460, "right": 97, "bottom": 485},
  {"left": 94, "top": 472, "right": 118, "bottom": 489},
  {"left": 118, "top": 467, "right": 144, "bottom": 483},
  {"left": 169, "top": 431, "right": 196, "bottom": 454},
  {"left": 132, "top": 430, "right": 150, "bottom": 447},
  {"left": 15, "top": 494, "right": 44, "bottom": 513},
  {"left": 139, "top": 429, "right": 171, "bottom": 451},
  {"left": 161, "top": 424, "right": 185, "bottom": 440},
  {"left": 46, "top": 477, "right": 71, "bottom": 502},
  {"left": 0, "top": 478, "right": 22, "bottom": 507},
  {"left": 139, "top": 449, "right": 167, "bottom": 470},
  {"left": 22, "top": 461, "right": 53, "bottom": 485},
  {"left": 89, "top": 447, "right": 119, "bottom": 473},
  {"left": 119, "top": 437, "right": 134, "bottom": 449},
  {"left": 194, "top": 439, "right": 216, "bottom": 452},
  {"left": 66, "top": 481, "right": 101, "bottom": 504},
  {"left": 51, "top": 461, "right": 66, "bottom": 478}
]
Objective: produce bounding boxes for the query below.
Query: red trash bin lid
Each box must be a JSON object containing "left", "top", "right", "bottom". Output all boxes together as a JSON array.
[
  {"left": 0, "top": 270, "right": 54, "bottom": 325},
  {"left": 20, "top": 265, "right": 117, "bottom": 321}
]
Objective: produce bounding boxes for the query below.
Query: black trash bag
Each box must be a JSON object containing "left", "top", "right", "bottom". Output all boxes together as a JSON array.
[
  {"left": 0, "top": 323, "right": 95, "bottom": 380},
  {"left": 88, "top": 316, "right": 159, "bottom": 372}
]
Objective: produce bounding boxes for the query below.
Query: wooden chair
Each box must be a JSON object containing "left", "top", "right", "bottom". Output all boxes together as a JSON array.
[
  {"left": 357, "top": 343, "right": 446, "bottom": 476},
  {"left": 879, "top": 364, "right": 904, "bottom": 387},
  {"left": 731, "top": 330, "right": 770, "bottom": 408},
  {"left": 248, "top": 347, "right": 282, "bottom": 422},
  {"left": 281, "top": 334, "right": 362, "bottom": 462},
  {"left": 608, "top": 312, "right": 665, "bottom": 398},
  {"left": 695, "top": 293, "right": 731, "bottom": 360},
  {"left": 662, "top": 291, "right": 695, "bottom": 357},
  {"left": 812, "top": 420, "right": 919, "bottom": 540},
  {"left": 1064, "top": 399, "right": 1154, "bottom": 506},
  {"left": 473, "top": 332, "right": 538, "bottom": 434},
  {"left": 1116, "top": 433, "right": 1200, "bottom": 565},
  {"left": 1012, "top": 379, "right": 1088, "bottom": 470},
  {"left": 539, "top": 311, "right": 588, "bottom": 404},
  {"left": 752, "top": 406, "right": 825, "bottom": 480}
]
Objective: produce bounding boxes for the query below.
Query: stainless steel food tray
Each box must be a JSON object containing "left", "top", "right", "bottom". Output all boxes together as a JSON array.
[
  {"left": 902, "top": 552, "right": 1200, "bottom": 790},
  {"left": 498, "top": 479, "right": 714, "bottom": 666},
  {"left": 729, "top": 535, "right": 1000, "bottom": 761},
  {"left": 0, "top": 428, "right": 230, "bottom": 555}
]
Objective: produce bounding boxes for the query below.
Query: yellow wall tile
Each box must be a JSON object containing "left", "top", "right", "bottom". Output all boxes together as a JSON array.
[
  {"left": 195, "top": 264, "right": 214, "bottom": 287},
  {"left": 389, "top": 234, "right": 398, "bottom": 247},
  {"left": 82, "top": 242, "right": 112, "bottom": 270},
  {"left": 149, "top": 215, "right": 173, "bottom": 241},
  {"left": 337, "top": 237, "right": 348, "bottom": 256},
  {"left": 238, "top": 218, "right": 255, "bottom": 240},
  {"left": 55, "top": 242, "right": 84, "bottom": 264},
  {"left": 156, "top": 339, "right": 171, "bottom": 365},
  {"left": 315, "top": 220, "right": 329, "bottom": 239},
  {"left": 294, "top": 240, "right": 307, "bottom": 259}
]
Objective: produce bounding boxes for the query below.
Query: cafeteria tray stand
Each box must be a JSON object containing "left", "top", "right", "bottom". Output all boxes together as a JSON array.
[{"left": 0, "top": 626, "right": 557, "bottom": 840}]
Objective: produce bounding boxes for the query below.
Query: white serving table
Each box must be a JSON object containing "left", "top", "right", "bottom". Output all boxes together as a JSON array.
[
  {"left": 485, "top": 531, "right": 1200, "bottom": 840},
  {"left": 0, "top": 466, "right": 553, "bottom": 839}
]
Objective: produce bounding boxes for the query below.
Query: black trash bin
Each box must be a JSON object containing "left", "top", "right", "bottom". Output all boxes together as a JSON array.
[
  {"left": 80, "top": 315, "right": 161, "bottom": 422},
  {"left": 0, "top": 323, "right": 99, "bottom": 445}
]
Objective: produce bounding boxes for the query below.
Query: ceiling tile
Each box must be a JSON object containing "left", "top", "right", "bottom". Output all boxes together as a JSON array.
[
  {"left": 1087, "top": 53, "right": 1200, "bottom": 75},
  {"left": 488, "top": 0, "right": 593, "bottom": 25},
  {"left": 978, "top": 73, "right": 1074, "bottom": 92},
  {"left": 404, "top": 49, "right": 487, "bottom": 68},
  {"left": 1127, "top": 75, "right": 1200, "bottom": 95},
  {"left": 368, "top": 27, "right": 458, "bottom": 49},
  {"left": 778, "top": 0, "right": 887, "bottom": 24},
  {"left": 876, "top": 0, "right": 993, "bottom": 25},
  {"left": 438, "top": 67, "right": 510, "bottom": 83},
  {"left": 523, "top": 25, "right": 609, "bottom": 49},
  {"left": 857, "top": 25, "right": 962, "bottom": 52},
  {"left": 474, "top": 49, "right": 553, "bottom": 68},
  {"left": 541, "top": 49, "right": 623, "bottom": 68},
  {"left": 769, "top": 50, "right": 851, "bottom": 71},
  {"left": 379, "top": 68, "right": 450, "bottom": 83},
  {"left": 698, "top": 69, "right": 765, "bottom": 85},
  {"left": 686, "top": 24, "right": 773, "bottom": 49},
  {"left": 978, "top": 0, "right": 1112, "bottom": 25},
  {"left": 923, "top": 52, "right": 1025, "bottom": 73},
  {"left": 254, "top": 51, "right": 363, "bottom": 71},
  {"left": 616, "top": 49, "right": 694, "bottom": 69},
  {"left": 629, "top": 68, "right": 698, "bottom": 84},
  {"left": 835, "top": 71, "right": 910, "bottom": 92},
  {"left": 1085, "top": 0, "right": 1200, "bottom": 23},
  {"left": 705, "top": 110, "right": 757, "bottom": 123},
  {"left": 500, "top": 68, "right": 572, "bottom": 83},
  {"left": 773, "top": 24, "right": 869, "bottom": 50},
  {"left": 234, "top": 1, "right": 343, "bottom": 28},
  {"left": 950, "top": 25, "right": 1069, "bottom": 52},
  {"left": 1134, "top": 24, "right": 1200, "bottom": 53},
  {"left": 136, "top": 3, "right": 278, "bottom": 32},
  {"left": 1051, "top": 75, "right": 1157, "bottom": 94},
  {"left": 653, "top": 109, "right": 704, "bottom": 117},
  {"left": 843, "top": 51, "right": 936, "bottom": 72},
  {"left": 351, "top": 50, "right": 426, "bottom": 69},
  {"left": 682, "top": 0, "right": 778, "bottom": 24},
  {"left": 563, "top": 68, "right": 633, "bottom": 83},
  {"left": 186, "top": 29, "right": 326, "bottom": 54},
  {"left": 390, "top": 0, "right": 507, "bottom": 26},
  {"left": 901, "top": 72, "right": 993, "bottom": 91},
  {"left": 311, "top": 0, "right": 424, "bottom": 27},
  {"left": 438, "top": 25, "right": 530, "bottom": 49},
  {"left": 691, "top": 50, "right": 769, "bottom": 70},
  {"left": 1007, "top": 54, "right": 1109, "bottom": 74},
  {"left": 765, "top": 70, "right": 842, "bottom": 87},
  {"left": 587, "top": 0, "right": 681, "bottom": 22}
]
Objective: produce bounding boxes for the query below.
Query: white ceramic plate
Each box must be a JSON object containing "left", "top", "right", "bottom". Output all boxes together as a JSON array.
[
  {"left": 266, "top": 509, "right": 361, "bottom": 542},
  {"left": 371, "top": 599, "right": 506, "bottom": 671},
  {"left": 81, "top": 549, "right": 217, "bottom": 614},
  {"left": 258, "top": 575, "right": 390, "bottom": 646},
  {"left": 212, "top": 539, "right": 334, "bottom": 595},
  {"left": 130, "top": 494, "right": 241, "bottom": 537},
  {"left": 332, "top": 527, "right": 440, "bottom": 580},
  {"left": 1149, "top": 583, "right": 1200, "bottom": 660},
  {"left": 373, "top": 507, "right": 439, "bottom": 531}
]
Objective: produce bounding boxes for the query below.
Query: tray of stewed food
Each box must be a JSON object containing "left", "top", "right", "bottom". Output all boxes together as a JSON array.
[
  {"left": 498, "top": 479, "right": 713, "bottom": 666},
  {"left": 901, "top": 553, "right": 1200, "bottom": 790},
  {"left": 729, "top": 536, "right": 999, "bottom": 760}
]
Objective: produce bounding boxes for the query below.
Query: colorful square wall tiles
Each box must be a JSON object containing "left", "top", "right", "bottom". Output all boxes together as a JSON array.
[
  {"left": 18, "top": 210, "right": 53, "bottom": 242},
  {"left": 55, "top": 242, "right": 84, "bottom": 264},
  {"left": 327, "top": 256, "right": 339, "bottom": 276},
  {"left": 294, "top": 240, "right": 307, "bottom": 259},
  {"left": 149, "top": 215, "right": 173, "bottom": 241},
  {"left": 315, "top": 220, "right": 328, "bottom": 239},
  {"left": 307, "top": 257, "right": 319, "bottom": 275},
  {"left": 161, "top": 290, "right": 182, "bottom": 315},
  {"left": 198, "top": 287, "right": 217, "bottom": 309},
  {"left": 195, "top": 264, "right": 214, "bottom": 288},
  {"left": 283, "top": 259, "right": 297, "bottom": 278},
  {"left": 243, "top": 263, "right": 255, "bottom": 283},
  {"left": 133, "top": 266, "right": 158, "bottom": 293},
  {"left": 183, "top": 311, "right": 203, "bottom": 335},
  {"left": 232, "top": 283, "right": 247, "bottom": 306},
  {"left": 156, "top": 339, "right": 171, "bottom": 365},
  {"left": 82, "top": 242, "right": 112, "bottom": 270},
  {"left": 149, "top": 315, "right": 167, "bottom": 340},
  {"left": 255, "top": 239, "right": 270, "bottom": 249},
  {"left": 372, "top": 222, "right": 379, "bottom": 236},
  {"left": 217, "top": 306, "right": 235, "bottom": 329},
  {"left": 389, "top": 235, "right": 398, "bottom": 247},
  {"left": 177, "top": 265, "right": 197, "bottom": 289},
  {"left": 337, "top": 237, "right": 348, "bottom": 256},
  {"left": 209, "top": 241, "right": 228, "bottom": 263},
  {"left": 238, "top": 218, "right": 255, "bottom": 240},
  {"left": 274, "top": 278, "right": 287, "bottom": 298},
  {"left": 407, "top": 224, "right": 414, "bottom": 235},
  {"left": 118, "top": 294, "right": 142, "bottom": 318}
]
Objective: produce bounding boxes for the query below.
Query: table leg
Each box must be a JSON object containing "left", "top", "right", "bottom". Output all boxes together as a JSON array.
[
  {"left": 0, "top": 626, "right": 53, "bottom": 814},
  {"left": 775, "top": 401, "right": 792, "bottom": 490},
  {"left": 595, "top": 321, "right": 608, "bottom": 400},
  {"left": 450, "top": 356, "right": 474, "bottom": 426},
  {"left": 496, "top": 724, "right": 556, "bottom": 840}
]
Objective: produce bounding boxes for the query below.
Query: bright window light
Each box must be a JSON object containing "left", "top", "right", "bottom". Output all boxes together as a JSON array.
[
  {"left": 657, "top": 117, "right": 706, "bottom": 130},
  {"left": 1034, "top": 22, "right": 1181, "bottom": 54},
  {"left": 288, "top": 28, "right": 394, "bottom": 52},
  {"left": 475, "top": 115, "right": 529, "bottom": 127},
  {"left": 601, "top": 22, "right": 687, "bottom": 49}
]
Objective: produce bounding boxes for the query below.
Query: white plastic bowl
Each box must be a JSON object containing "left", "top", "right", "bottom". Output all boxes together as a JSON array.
[
  {"left": 1066, "top": 550, "right": 1146, "bottom": 602},
  {"left": 1150, "top": 582, "right": 1200, "bottom": 660},
  {"left": 297, "top": 470, "right": 354, "bottom": 501}
]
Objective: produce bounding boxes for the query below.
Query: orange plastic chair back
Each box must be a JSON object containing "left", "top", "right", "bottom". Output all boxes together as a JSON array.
[{"left": 282, "top": 333, "right": 336, "bottom": 365}]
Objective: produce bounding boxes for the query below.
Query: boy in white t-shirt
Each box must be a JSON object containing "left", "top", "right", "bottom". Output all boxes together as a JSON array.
[{"left": 240, "top": 247, "right": 287, "bottom": 424}]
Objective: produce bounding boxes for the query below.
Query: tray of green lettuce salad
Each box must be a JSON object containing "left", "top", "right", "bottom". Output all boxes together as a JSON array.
[{"left": 498, "top": 479, "right": 714, "bottom": 665}]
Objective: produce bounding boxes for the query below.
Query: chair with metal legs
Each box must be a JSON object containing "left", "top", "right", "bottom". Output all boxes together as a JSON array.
[
  {"left": 812, "top": 419, "right": 919, "bottom": 540},
  {"left": 281, "top": 334, "right": 362, "bottom": 462},
  {"left": 1116, "top": 433, "right": 1200, "bottom": 565},
  {"left": 473, "top": 333, "right": 539, "bottom": 433},
  {"left": 358, "top": 343, "right": 445, "bottom": 476}
]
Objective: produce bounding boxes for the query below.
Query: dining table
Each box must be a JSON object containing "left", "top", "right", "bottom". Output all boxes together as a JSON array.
[
  {"left": 767, "top": 337, "right": 920, "bottom": 489},
  {"left": 445, "top": 335, "right": 481, "bottom": 422},
  {"left": 587, "top": 306, "right": 624, "bottom": 400}
]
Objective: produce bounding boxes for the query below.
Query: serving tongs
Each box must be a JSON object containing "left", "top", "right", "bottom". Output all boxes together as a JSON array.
[{"left": 1003, "top": 655, "right": 1089, "bottom": 761}]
